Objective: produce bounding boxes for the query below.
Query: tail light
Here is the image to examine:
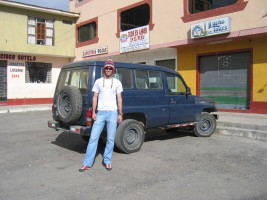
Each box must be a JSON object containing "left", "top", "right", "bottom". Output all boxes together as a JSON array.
[{"left": 86, "top": 108, "right": 93, "bottom": 126}]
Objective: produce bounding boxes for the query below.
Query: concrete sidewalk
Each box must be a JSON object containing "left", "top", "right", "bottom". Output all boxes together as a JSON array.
[
  {"left": 0, "top": 104, "right": 266, "bottom": 140},
  {"left": 0, "top": 104, "right": 52, "bottom": 114}
]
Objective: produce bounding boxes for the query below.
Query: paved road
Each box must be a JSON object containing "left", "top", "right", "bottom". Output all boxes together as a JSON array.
[{"left": 0, "top": 111, "right": 267, "bottom": 200}]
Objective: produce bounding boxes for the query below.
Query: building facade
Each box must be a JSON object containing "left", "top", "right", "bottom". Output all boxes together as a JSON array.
[
  {"left": 0, "top": 0, "right": 79, "bottom": 105},
  {"left": 70, "top": 0, "right": 267, "bottom": 114}
]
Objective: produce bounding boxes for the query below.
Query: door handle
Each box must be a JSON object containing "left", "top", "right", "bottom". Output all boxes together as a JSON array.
[{"left": 170, "top": 100, "right": 176, "bottom": 104}]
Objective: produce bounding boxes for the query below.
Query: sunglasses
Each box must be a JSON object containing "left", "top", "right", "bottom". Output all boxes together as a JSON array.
[{"left": 104, "top": 67, "right": 113, "bottom": 70}]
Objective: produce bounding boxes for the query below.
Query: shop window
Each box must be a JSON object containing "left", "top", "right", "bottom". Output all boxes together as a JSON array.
[
  {"left": 156, "top": 59, "right": 176, "bottom": 71},
  {"left": 182, "top": 0, "right": 248, "bottom": 22},
  {"left": 116, "top": 0, "right": 154, "bottom": 37},
  {"left": 121, "top": 3, "right": 150, "bottom": 31},
  {"left": 28, "top": 17, "right": 54, "bottom": 45},
  {"left": 25, "top": 62, "right": 52, "bottom": 83},
  {"left": 76, "top": 18, "right": 99, "bottom": 47},
  {"left": 78, "top": 22, "right": 96, "bottom": 42},
  {"left": 189, "top": 0, "right": 238, "bottom": 14}
]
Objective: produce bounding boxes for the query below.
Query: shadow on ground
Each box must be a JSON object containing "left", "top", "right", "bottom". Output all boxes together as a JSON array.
[{"left": 51, "top": 128, "right": 195, "bottom": 154}]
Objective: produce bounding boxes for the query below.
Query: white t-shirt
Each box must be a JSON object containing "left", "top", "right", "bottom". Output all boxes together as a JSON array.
[{"left": 92, "top": 77, "right": 123, "bottom": 111}]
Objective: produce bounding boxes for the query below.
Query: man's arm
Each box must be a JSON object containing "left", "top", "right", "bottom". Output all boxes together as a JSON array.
[
  {"left": 117, "top": 92, "right": 123, "bottom": 123},
  {"left": 92, "top": 92, "right": 99, "bottom": 121}
]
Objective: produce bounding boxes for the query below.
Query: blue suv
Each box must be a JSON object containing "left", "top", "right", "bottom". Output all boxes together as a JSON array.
[{"left": 48, "top": 61, "right": 218, "bottom": 153}]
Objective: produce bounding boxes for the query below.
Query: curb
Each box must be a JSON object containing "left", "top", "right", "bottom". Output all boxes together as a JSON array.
[
  {"left": 0, "top": 107, "right": 51, "bottom": 114},
  {"left": 216, "top": 126, "right": 267, "bottom": 141}
]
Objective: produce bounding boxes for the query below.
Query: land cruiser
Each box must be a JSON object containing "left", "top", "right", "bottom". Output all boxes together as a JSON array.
[{"left": 48, "top": 61, "right": 218, "bottom": 153}]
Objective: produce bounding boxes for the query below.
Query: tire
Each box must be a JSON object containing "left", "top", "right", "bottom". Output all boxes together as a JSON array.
[
  {"left": 193, "top": 113, "right": 216, "bottom": 137},
  {"left": 57, "top": 86, "right": 82, "bottom": 124},
  {"left": 115, "top": 119, "right": 145, "bottom": 154}
]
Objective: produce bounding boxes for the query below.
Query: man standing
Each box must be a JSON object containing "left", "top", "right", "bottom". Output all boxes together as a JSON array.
[{"left": 79, "top": 58, "right": 123, "bottom": 172}]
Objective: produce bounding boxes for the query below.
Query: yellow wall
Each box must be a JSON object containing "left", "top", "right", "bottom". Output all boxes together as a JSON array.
[
  {"left": 177, "top": 37, "right": 267, "bottom": 102},
  {"left": 0, "top": 6, "right": 76, "bottom": 57}
]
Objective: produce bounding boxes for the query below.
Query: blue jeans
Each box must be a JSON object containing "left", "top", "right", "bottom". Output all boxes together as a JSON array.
[{"left": 83, "top": 110, "right": 118, "bottom": 167}]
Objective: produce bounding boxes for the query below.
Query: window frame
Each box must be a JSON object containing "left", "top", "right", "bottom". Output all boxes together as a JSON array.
[
  {"left": 181, "top": 0, "right": 248, "bottom": 23},
  {"left": 76, "top": 18, "right": 99, "bottom": 47},
  {"left": 25, "top": 62, "right": 52, "bottom": 84},
  {"left": 116, "top": 0, "right": 154, "bottom": 38},
  {"left": 28, "top": 17, "right": 54, "bottom": 46}
]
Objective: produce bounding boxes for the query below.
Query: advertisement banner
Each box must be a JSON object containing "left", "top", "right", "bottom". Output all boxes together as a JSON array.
[
  {"left": 191, "top": 17, "right": 231, "bottom": 39},
  {"left": 120, "top": 25, "right": 149, "bottom": 53}
]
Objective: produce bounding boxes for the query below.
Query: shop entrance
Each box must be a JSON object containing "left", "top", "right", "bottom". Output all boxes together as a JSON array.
[
  {"left": 199, "top": 51, "right": 251, "bottom": 110},
  {"left": 0, "top": 60, "right": 7, "bottom": 102}
]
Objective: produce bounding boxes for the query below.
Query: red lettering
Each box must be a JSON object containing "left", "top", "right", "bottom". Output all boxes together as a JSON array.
[{"left": 128, "top": 31, "right": 135, "bottom": 37}]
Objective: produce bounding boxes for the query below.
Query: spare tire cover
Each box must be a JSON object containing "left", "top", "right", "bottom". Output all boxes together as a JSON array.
[{"left": 57, "top": 85, "right": 83, "bottom": 124}]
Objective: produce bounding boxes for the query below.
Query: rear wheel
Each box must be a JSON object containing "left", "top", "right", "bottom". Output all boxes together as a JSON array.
[
  {"left": 115, "top": 119, "right": 145, "bottom": 154},
  {"left": 57, "top": 86, "right": 82, "bottom": 124},
  {"left": 193, "top": 113, "right": 216, "bottom": 137}
]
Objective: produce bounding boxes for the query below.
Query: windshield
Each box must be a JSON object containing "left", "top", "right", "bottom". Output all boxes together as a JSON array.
[{"left": 56, "top": 68, "right": 90, "bottom": 96}]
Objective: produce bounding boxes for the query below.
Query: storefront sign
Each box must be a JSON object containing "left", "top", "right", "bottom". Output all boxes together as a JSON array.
[
  {"left": 0, "top": 53, "right": 36, "bottom": 61},
  {"left": 10, "top": 66, "right": 24, "bottom": 79},
  {"left": 82, "top": 46, "right": 108, "bottom": 57},
  {"left": 191, "top": 17, "right": 231, "bottom": 39},
  {"left": 120, "top": 25, "right": 149, "bottom": 53}
]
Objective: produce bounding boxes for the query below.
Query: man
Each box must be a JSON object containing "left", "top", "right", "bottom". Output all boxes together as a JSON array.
[{"left": 79, "top": 58, "right": 123, "bottom": 172}]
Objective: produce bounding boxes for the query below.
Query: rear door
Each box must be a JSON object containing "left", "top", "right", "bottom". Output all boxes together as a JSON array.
[
  {"left": 166, "top": 73, "right": 195, "bottom": 124},
  {"left": 115, "top": 68, "right": 169, "bottom": 127}
]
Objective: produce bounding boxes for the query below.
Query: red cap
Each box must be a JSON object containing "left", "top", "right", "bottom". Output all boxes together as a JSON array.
[
  {"left": 103, "top": 58, "right": 115, "bottom": 75},
  {"left": 104, "top": 58, "right": 115, "bottom": 70}
]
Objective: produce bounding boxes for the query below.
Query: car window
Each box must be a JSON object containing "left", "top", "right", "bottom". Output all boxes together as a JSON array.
[
  {"left": 166, "top": 73, "right": 186, "bottom": 95},
  {"left": 114, "top": 68, "right": 133, "bottom": 89},
  {"left": 56, "top": 68, "right": 90, "bottom": 96},
  {"left": 135, "top": 70, "right": 149, "bottom": 89},
  {"left": 135, "top": 70, "right": 163, "bottom": 90},
  {"left": 148, "top": 71, "right": 162, "bottom": 89},
  {"left": 56, "top": 70, "right": 70, "bottom": 92}
]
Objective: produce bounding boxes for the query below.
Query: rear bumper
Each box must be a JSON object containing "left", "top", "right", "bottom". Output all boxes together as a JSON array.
[{"left": 47, "top": 120, "right": 91, "bottom": 136}]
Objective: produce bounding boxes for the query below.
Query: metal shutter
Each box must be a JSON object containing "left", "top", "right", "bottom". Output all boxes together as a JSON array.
[
  {"left": 0, "top": 60, "right": 7, "bottom": 102},
  {"left": 199, "top": 52, "right": 250, "bottom": 110}
]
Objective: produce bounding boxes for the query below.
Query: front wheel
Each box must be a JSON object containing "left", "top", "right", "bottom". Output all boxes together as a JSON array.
[
  {"left": 115, "top": 119, "right": 145, "bottom": 154},
  {"left": 193, "top": 113, "right": 216, "bottom": 137}
]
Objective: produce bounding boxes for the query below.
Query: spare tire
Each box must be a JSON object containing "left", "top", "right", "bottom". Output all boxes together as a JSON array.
[{"left": 57, "top": 86, "right": 82, "bottom": 124}]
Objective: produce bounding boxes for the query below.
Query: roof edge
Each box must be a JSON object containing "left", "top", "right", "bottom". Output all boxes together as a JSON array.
[{"left": 0, "top": 0, "right": 80, "bottom": 18}]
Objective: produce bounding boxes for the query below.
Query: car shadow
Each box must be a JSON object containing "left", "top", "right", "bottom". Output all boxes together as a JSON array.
[
  {"left": 51, "top": 131, "right": 105, "bottom": 155},
  {"left": 51, "top": 129, "right": 195, "bottom": 153},
  {"left": 144, "top": 128, "right": 195, "bottom": 142}
]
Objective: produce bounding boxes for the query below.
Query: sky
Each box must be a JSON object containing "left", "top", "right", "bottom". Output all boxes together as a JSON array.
[{"left": 11, "top": 0, "right": 69, "bottom": 11}]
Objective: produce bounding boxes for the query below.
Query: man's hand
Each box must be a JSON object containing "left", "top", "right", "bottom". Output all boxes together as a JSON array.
[
  {"left": 117, "top": 115, "right": 123, "bottom": 123},
  {"left": 92, "top": 113, "right": 97, "bottom": 121}
]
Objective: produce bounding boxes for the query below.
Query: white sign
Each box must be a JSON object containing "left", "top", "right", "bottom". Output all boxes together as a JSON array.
[
  {"left": 120, "top": 25, "right": 149, "bottom": 53},
  {"left": 191, "top": 17, "right": 231, "bottom": 39},
  {"left": 83, "top": 46, "right": 108, "bottom": 58}
]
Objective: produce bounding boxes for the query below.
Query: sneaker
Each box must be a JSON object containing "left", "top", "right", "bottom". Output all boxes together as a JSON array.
[
  {"left": 106, "top": 163, "right": 112, "bottom": 171},
  {"left": 102, "top": 161, "right": 112, "bottom": 171},
  {"left": 79, "top": 165, "right": 90, "bottom": 172}
]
